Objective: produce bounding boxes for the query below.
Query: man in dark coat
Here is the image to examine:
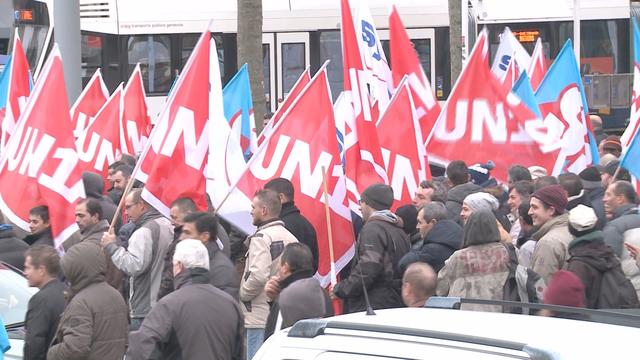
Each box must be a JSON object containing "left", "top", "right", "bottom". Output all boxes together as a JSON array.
[
  {"left": 566, "top": 204, "right": 638, "bottom": 309},
  {"left": 48, "top": 241, "right": 128, "bottom": 360},
  {"left": 332, "top": 184, "right": 410, "bottom": 313},
  {"left": 23, "top": 206, "right": 53, "bottom": 247},
  {"left": 444, "top": 161, "right": 482, "bottom": 224},
  {"left": 0, "top": 224, "right": 28, "bottom": 270},
  {"left": 82, "top": 171, "right": 120, "bottom": 228},
  {"left": 398, "top": 202, "right": 462, "bottom": 273},
  {"left": 127, "top": 240, "right": 244, "bottom": 360},
  {"left": 578, "top": 166, "right": 606, "bottom": 229},
  {"left": 23, "top": 245, "right": 65, "bottom": 360},
  {"left": 264, "top": 243, "right": 333, "bottom": 339},
  {"left": 265, "top": 178, "right": 319, "bottom": 272}
]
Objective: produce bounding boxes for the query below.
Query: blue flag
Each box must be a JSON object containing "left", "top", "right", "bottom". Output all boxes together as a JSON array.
[
  {"left": 513, "top": 72, "right": 542, "bottom": 118},
  {"left": 222, "top": 64, "right": 257, "bottom": 160},
  {"left": 535, "top": 39, "right": 599, "bottom": 174},
  {"left": 621, "top": 125, "right": 640, "bottom": 179},
  {"left": 0, "top": 55, "right": 12, "bottom": 109}
]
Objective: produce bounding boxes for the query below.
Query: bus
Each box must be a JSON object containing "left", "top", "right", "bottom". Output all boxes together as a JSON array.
[{"left": 8, "top": 0, "right": 635, "bottom": 128}]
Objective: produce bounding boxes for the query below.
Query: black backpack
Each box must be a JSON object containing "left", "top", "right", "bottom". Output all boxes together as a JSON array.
[{"left": 594, "top": 264, "right": 640, "bottom": 309}]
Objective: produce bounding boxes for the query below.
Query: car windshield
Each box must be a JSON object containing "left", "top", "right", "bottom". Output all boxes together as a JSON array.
[{"left": 0, "top": 269, "right": 35, "bottom": 326}]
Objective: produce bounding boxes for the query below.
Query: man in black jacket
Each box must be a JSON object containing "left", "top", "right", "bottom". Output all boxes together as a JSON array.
[
  {"left": 444, "top": 161, "right": 481, "bottom": 224},
  {"left": 127, "top": 240, "right": 244, "bottom": 360},
  {"left": 332, "top": 184, "right": 411, "bottom": 313},
  {"left": 24, "top": 206, "right": 53, "bottom": 247},
  {"left": 398, "top": 202, "right": 462, "bottom": 273},
  {"left": 265, "top": 178, "right": 319, "bottom": 272},
  {"left": 23, "top": 245, "right": 66, "bottom": 360}
]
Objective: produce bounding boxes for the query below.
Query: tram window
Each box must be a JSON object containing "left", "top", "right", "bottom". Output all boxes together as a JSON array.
[
  {"left": 81, "top": 34, "right": 102, "bottom": 84},
  {"left": 19, "top": 24, "right": 48, "bottom": 71},
  {"left": 319, "top": 31, "right": 343, "bottom": 101},
  {"left": 580, "top": 19, "right": 629, "bottom": 75},
  {"left": 180, "top": 34, "right": 224, "bottom": 76},
  {"left": 263, "top": 43, "right": 271, "bottom": 109},
  {"left": 282, "top": 42, "right": 305, "bottom": 95},
  {"left": 127, "top": 35, "right": 172, "bottom": 94},
  {"left": 412, "top": 39, "right": 431, "bottom": 81}
]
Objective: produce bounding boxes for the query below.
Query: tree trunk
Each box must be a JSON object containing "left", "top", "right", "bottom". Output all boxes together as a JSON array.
[
  {"left": 448, "top": 0, "right": 462, "bottom": 88},
  {"left": 237, "top": 0, "right": 265, "bottom": 132}
]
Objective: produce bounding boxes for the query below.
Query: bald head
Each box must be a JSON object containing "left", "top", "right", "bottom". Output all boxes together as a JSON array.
[{"left": 402, "top": 262, "right": 437, "bottom": 308}]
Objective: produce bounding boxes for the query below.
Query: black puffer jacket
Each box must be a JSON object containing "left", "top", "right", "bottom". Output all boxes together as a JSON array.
[
  {"left": 445, "top": 182, "right": 482, "bottom": 224},
  {"left": 23, "top": 228, "right": 54, "bottom": 247},
  {"left": 0, "top": 224, "right": 28, "bottom": 270},
  {"left": 333, "top": 211, "right": 410, "bottom": 313},
  {"left": 398, "top": 219, "right": 463, "bottom": 273}
]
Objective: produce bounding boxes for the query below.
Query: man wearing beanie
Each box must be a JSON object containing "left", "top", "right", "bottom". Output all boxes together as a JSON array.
[
  {"left": 529, "top": 184, "right": 573, "bottom": 282},
  {"left": 540, "top": 270, "right": 587, "bottom": 320},
  {"left": 565, "top": 205, "right": 635, "bottom": 308},
  {"left": 332, "top": 184, "right": 410, "bottom": 313},
  {"left": 578, "top": 166, "right": 606, "bottom": 229}
]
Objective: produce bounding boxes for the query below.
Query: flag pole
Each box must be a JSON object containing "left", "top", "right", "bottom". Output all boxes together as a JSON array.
[
  {"left": 321, "top": 166, "right": 337, "bottom": 286},
  {"left": 108, "top": 172, "right": 138, "bottom": 234}
]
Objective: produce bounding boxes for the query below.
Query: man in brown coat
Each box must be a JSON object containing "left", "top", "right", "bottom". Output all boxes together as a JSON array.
[{"left": 48, "top": 241, "right": 128, "bottom": 360}]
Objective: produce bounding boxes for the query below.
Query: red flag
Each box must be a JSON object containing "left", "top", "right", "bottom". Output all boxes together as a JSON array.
[
  {"left": 70, "top": 69, "right": 109, "bottom": 138},
  {"left": 258, "top": 69, "right": 310, "bottom": 146},
  {"left": 390, "top": 7, "right": 441, "bottom": 143},
  {"left": 121, "top": 64, "right": 152, "bottom": 155},
  {"left": 426, "top": 30, "right": 555, "bottom": 182},
  {"left": 136, "top": 31, "right": 210, "bottom": 215},
  {"left": 76, "top": 85, "right": 123, "bottom": 179},
  {"left": 377, "top": 78, "right": 427, "bottom": 211},
  {"left": 501, "top": 56, "right": 519, "bottom": 92},
  {"left": 2, "top": 33, "right": 31, "bottom": 150},
  {"left": 235, "top": 68, "right": 355, "bottom": 286},
  {"left": 528, "top": 38, "right": 548, "bottom": 92},
  {"left": 341, "top": 0, "right": 388, "bottom": 212},
  {"left": 0, "top": 47, "right": 85, "bottom": 252}
]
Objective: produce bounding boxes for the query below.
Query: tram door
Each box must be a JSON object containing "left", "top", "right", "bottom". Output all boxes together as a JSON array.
[{"left": 262, "top": 32, "right": 310, "bottom": 114}]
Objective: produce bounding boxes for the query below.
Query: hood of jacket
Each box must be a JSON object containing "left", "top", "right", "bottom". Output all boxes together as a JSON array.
[
  {"left": 447, "top": 182, "right": 482, "bottom": 204},
  {"left": 133, "top": 209, "right": 164, "bottom": 229},
  {"left": 60, "top": 241, "right": 106, "bottom": 295},
  {"left": 462, "top": 210, "right": 500, "bottom": 247},
  {"left": 569, "top": 231, "right": 619, "bottom": 272},
  {"left": 424, "top": 219, "right": 462, "bottom": 250},
  {"left": 367, "top": 210, "right": 404, "bottom": 229},
  {"left": 82, "top": 172, "right": 105, "bottom": 198},
  {"left": 532, "top": 213, "right": 569, "bottom": 241},
  {"left": 612, "top": 203, "right": 638, "bottom": 220}
]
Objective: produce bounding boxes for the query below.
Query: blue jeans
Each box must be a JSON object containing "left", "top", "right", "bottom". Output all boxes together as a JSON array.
[
  {"left": 246, "top": 328, "right": 265, "bottom": 360},
  {"left": 130, "top": 317, "right": 144, "bottom": 332}
]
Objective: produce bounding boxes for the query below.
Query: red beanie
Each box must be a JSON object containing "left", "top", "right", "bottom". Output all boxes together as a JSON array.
[
  {"left": 543, "top": 270, "right": 586, "bottom": 308},
  {"left": 532, "top": 184, "right": 568, "bottom": 214}
]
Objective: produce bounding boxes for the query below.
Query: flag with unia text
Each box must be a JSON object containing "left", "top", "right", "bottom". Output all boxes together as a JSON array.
[
  {"left": 223, "top": 64, "right": 258, "bottom": 159},
  {"left": 535, "top": 39, "right": 599, "bottom": 176},
  {"left": 121, "top": 64, "right": 152, "bottom": 155},
  {"left": 234, "top": 67, "right": 355, "bottom": 286},
  {"left": 491, "top": 27, "right": 531, "bottom": 81},
  {"left": 70, "top": 69, "right": 109, "bottom": 138},
  {"left": 340, "top": 0, "right": 388, "bottom": 213},
  {"left": 2, "top": 33, "right": 31, "bottom": 150},
  {"left": 376, "top": 78, "right": 427, "bottom": 211},
  {"left": 389, "top": 7, "right": 441, "bottom": 144},
  {"left": 76, "top": 85, "right": 123, "bottom": 179},
  {"left": 136, "top": 31, "right": 210, "bottom": 216},
  {"left": 528, "top": 38, "right": 548, "bottom": 92},
  {"left": 0, "top": 46, "right": 85, "bottom": 252},
  {"left": 354, "top": 0, "right": 393, "bottom": 111},
  {"left": 426, "top": 29, "right": 556, "bottom": 182},
  {"left": 258, "top": 69, "right": 310, "bottom": 146}
]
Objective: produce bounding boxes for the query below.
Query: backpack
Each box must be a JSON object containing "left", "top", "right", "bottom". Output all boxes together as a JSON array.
[
  {"left": 502, "top": 244, "right": 546, "bottom": 314},
  {"left": 594, "top": 264, "right": 640, "bottom": 309}
]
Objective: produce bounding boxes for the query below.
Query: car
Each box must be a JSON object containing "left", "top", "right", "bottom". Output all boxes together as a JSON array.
[
  {"left": 0, "top": 262, "right": 37, "bottom": 360},
  {"left": 254, "top": 298, "right": 640, "bottom": 359}
]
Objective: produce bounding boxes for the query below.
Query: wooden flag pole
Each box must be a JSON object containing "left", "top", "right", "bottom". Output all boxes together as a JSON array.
[
  {"left": 321, "top": 166, "right": 337, "bottom": 285},
  {"left": 108, "top": 173, "right": 138, "bottom": 234}
]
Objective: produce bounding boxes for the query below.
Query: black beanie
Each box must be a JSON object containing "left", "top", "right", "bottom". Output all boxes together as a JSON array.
[
  {"left": 578, "top": 166, "right": 601, "bottom": 190},
  {"left": 361, "top": 184, "right": 394, "bottom": 211}
]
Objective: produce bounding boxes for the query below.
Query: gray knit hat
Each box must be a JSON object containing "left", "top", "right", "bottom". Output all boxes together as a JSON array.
[
  {"left": 361, "top": 184, "right": 394, "bottom": 210},
  {"left": 463, "top": 192, "right": 499, "bottom": 212}
]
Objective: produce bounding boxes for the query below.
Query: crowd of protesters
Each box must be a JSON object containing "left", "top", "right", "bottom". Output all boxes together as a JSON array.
[{"left": 2, "top": 129, "right": 640, "bottom": 359}]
